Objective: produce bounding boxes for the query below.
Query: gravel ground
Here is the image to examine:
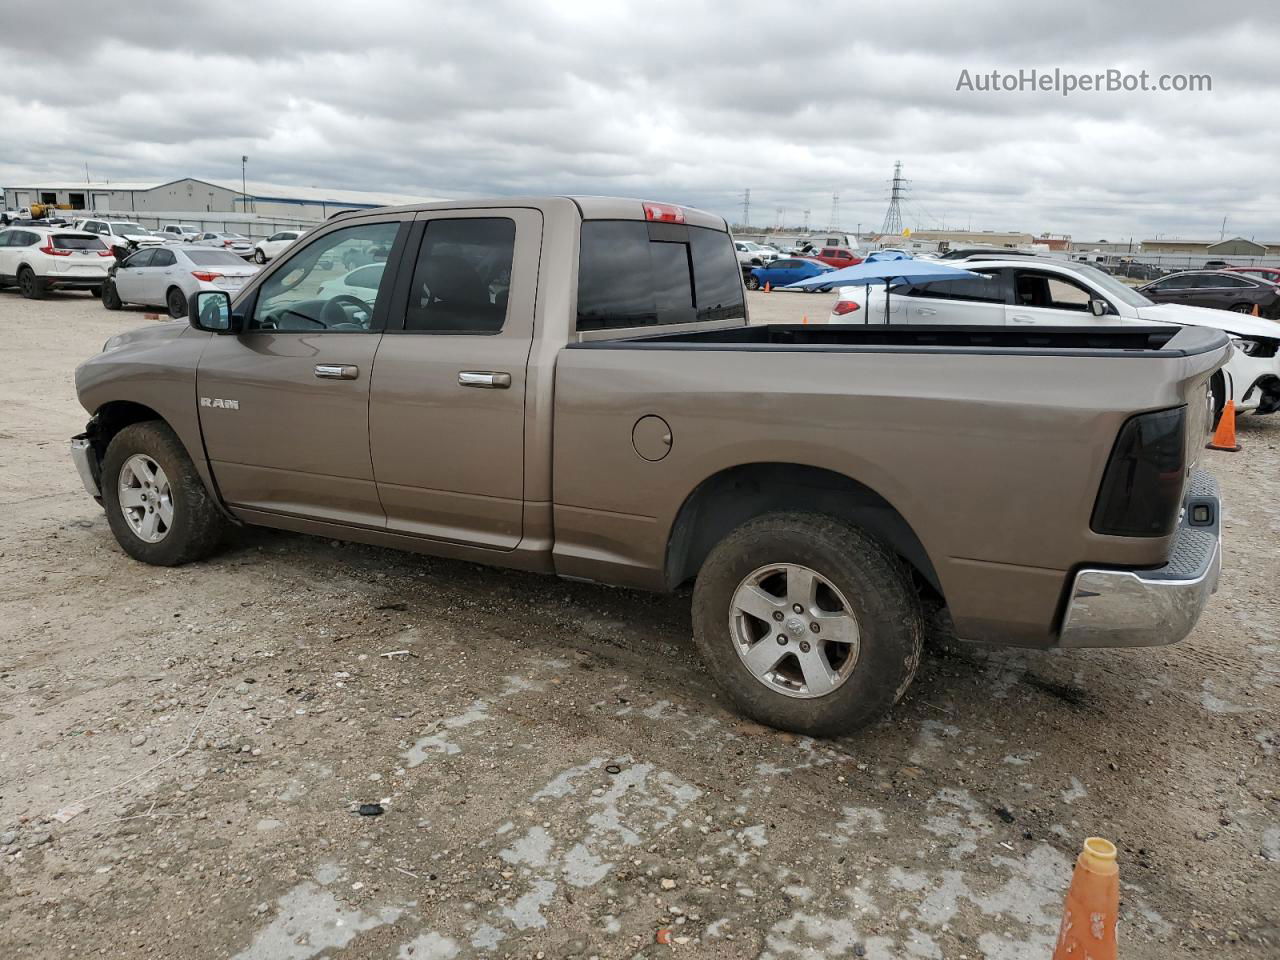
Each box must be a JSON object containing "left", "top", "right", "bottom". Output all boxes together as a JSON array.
[{"left": 1, "top": 289, "right": 1277, "bottom": 959}]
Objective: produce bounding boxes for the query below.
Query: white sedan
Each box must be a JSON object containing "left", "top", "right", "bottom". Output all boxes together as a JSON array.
[
  {"left": 253, "top": 229, "right": 305, "bottom": 264},
  {"left": 315, "top": 262, "right": 386, "bottom": 300},
  {"left": 190, "top": 232, "right": 256, "bottom": 258},
  {"left": 827, "top": 256, "right": 1280, "bottom": 418},
  {"left": 103, "top": 246, "right": 259, "bottom": 318}
]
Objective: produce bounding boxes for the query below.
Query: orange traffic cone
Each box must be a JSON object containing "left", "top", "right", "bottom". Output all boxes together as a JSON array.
[
  {"left": 1206, "top": 401, "right": 1242, "bottom": 452},
  {"left": 1052, "top": 837, "right": 1118, "bottom": 960},
  {"left": 802, "top": 314, "right": 808, "bottom": 324},
  {"left": 1252, "top": 304, "right": 1260, "bottom": 317},
  {"left": 764, "top": 282, "right": 771, "bottom": 293}
]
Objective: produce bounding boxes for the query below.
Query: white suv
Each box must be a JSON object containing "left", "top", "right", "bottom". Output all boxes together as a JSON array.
[
  {"left": 160, "top": 223, "right": 201, "bottom": 242},
  {"left": 76, "top": 219, "right": 166, "bottom": 251},
  {"left": 0, "top": 226, "right": 113, "bottom": 298},
  {"left": 253, "top": 230, "right": 304, "bottom": 263},
  {"left": 733, "top": 240, "right": 781, "bottom": 266},
  {"left": 828, "top": 256, "right": 1280, "bottom": 418}
]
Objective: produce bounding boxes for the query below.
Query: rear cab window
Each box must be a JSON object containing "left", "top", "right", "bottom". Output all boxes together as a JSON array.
[{"left": 576, "top": 220, "right": 745, "bottom": 331}]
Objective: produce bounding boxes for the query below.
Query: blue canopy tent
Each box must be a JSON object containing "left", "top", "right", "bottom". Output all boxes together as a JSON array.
[{"left": 783, "top": 257, "right": 992, "bottom": 323}]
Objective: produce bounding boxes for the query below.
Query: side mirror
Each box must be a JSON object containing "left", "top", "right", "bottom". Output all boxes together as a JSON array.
[
  {"left": 190, "top": 290, "right": 237, "bottom": 333},
  {"left": 1089, "top": 298, "right": 1109, "bottom": 317}
]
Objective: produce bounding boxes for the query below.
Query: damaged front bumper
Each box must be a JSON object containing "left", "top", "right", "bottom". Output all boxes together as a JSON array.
[
  {"left": 1059, "top": 468, "right": 1221, "bottom": 649},
  {"left": 70, "top": 434, "right": 101, "bottom": 500}
]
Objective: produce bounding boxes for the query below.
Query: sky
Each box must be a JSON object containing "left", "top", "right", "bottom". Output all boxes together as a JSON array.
[{"left": 1, "top": 1, "right": 1276, "bottom": 241}]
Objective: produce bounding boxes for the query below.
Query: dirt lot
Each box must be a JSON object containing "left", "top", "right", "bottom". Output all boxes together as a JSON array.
[{"left": 1, "top": 289, "right": 1277, "bottom": 959}]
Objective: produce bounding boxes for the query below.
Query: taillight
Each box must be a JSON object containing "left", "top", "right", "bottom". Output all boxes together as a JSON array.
[
  {"left": 39, "top": 242, "right": 71, "bottom": 257},
  {"left": 1091, "top": 406, "right": 1186, "bottom": 537},
  {"left": 223, "top": 240, "right": 233, "bottom": 246},
  {"left": 191, "top": 271, "right": 223, "bottom": 282},
  {"left": 643, "top": 202, "right": 685, "bottom": 224},
  {"left": 832, "top": 301, "right": 860, "bottom": 316},
  {"left": 98, "top": 249, "right": 114, "bottom": 257}
]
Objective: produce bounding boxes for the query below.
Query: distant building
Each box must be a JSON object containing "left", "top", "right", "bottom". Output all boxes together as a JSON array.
[
  {"left": 1141, "top": 236, "right": 1271, "bottom": 256},
  {"left": 3, "top": 176, "right": 440, "bottom": 220},
  {"left": 903, "top": 229, "right": 1037, "bottom": 249}
]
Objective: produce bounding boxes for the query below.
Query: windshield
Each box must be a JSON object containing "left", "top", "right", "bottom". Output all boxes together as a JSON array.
[
  {"left": 111, "top": 223, "right": 149, "bottom": 235},
  {"left": 1072, "top": 263, "right": 1153, "bottom": 307}
]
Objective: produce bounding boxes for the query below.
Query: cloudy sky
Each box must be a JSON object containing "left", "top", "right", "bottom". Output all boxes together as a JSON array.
[{"left": 2, "top": 1, "right": 1276, "bottom": 240}]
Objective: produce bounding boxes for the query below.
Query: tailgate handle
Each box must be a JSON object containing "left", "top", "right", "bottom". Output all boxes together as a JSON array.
[
  {"left": 458, "top": 371, "right": 511, "bottom": 389},
  {"left": 314, "top": 364, "right": 359, "bottom": 380},
  {"left": 1010, "top": 315, "right": 1035, "bottom": 324},
  {"left": 917, "top": 307, "right": 937, "bottom": 316}
]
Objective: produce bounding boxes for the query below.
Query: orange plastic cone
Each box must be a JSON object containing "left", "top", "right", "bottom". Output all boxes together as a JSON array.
[
  {"left": 802, "top": 314, "right": 808, "bottom": 324},
  {"left": 1052, "top": 837, "right": 1118, "bottom": 960},
  {"left": 1206, "top": 401, "right": 1242, "bottom": 452},
  {"left": 764, "top": 282, "right": 771, "bottom": 293},
  {"left": 1252, "top": 304, "right": 1260, "bottom": 317}
]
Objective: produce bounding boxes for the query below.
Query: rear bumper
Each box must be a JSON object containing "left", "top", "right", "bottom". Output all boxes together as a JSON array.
[{"left": 1059, "top": 469, "right": 1221, "bottom": 648}]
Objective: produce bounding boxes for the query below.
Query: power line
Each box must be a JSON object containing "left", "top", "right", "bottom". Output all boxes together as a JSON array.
[{"left": 880, "top": 160, "right": 907, "bottom": 236}]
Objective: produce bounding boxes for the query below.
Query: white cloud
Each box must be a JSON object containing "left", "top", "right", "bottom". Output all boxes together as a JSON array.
[{"left": 1, "top": 0, "right": 1276, "bottom": 240}]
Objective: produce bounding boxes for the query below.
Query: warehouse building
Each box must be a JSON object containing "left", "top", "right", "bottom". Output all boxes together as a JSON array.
[
  {"left": 1141, "top": 236, "right": 1271, "bottom": 256},
  {"left": 3, "top": 176, "right": 438, "bottom": 221}
]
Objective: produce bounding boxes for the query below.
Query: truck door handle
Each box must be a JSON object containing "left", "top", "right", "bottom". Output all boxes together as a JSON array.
[
  {"left": 458, "top": 371, "right": 512, "bottom": 389},
  {"left": 917, "top": 307, "right": 937, "bottom": 316},
  {"left": 314, "top": 364, "right": 359, "bottom": 380},
  {"left": 1010, "top": 315, "right": 1035, "bottom": 324}
]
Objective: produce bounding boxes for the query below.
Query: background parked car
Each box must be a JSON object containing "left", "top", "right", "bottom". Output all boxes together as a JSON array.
[
  {"left": 253, "top": 230, "right": 304, "bottom": 264},
  {"left": 1227, "top": 265, "right": 1280, "bottom": 285},
  {"left": 745, "top": 257, "right": 834, "bottom": 290},
  {"left": 808, "top": 246, "right": 863, "bottom": 268},
  {"left": 733, "top": 240, "right": 781, "bottom": 266},
  {"left": 75, "top": 219, "right": 165, "bottom": 251},
  {"left": 190, "top": 232, "right": 255, "bottom": 259},
  {"left": 160, "top": 223, "right": 201, "bottom": 242},
  {"left": 1138, "top": 271, "right": 1280, "bottom": 318},
  {"left": 102, "top": 246, "right": 259, "bottom": 318},
  {"left": 314, "top": 261, "right": 386, "bottom": 300},
  {"left": 0, "top": 226, "right": 112, "bottom": 298}
]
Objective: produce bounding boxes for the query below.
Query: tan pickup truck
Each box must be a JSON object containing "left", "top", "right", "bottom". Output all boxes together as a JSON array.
[{"left": 72, "top": 197, "right": 1227, "bottom": 736}]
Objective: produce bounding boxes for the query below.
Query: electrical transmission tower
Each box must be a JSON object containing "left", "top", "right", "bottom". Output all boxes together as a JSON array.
[
  {"left": 880, "top": 161, "right": 907, "bottom": 236},
  {"left": 828, "top": 192, "right": 840, "bottom": 230},
  {"left": 741, "top": 188, "right": 751, "bottom": 229},
  {"left": 803, "top": 209, "right": 811, "bottom": 231}
]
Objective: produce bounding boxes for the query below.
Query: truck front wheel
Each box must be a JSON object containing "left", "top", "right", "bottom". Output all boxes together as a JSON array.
[
  {"left": 691, "top": 513, "right": 923, "bottom": 737},
  {"left": 101, "top": 421, "right": 228, "bottom": 566}
]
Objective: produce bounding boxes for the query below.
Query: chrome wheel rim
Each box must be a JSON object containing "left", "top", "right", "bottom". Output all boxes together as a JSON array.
[
  {"left": 118, "top": 454, "right": 174, "bottom": 543},
  {"left": 729, "top": 563, "right": 860, "bottom": 699}
]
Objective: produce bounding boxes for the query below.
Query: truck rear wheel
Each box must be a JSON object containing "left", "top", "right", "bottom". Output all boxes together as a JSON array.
[
  {"left": 691, "top": 513, "right": 923, "bottom": 737},
  {"left": 101, "top": 421, "right": 228, "bottom": 566}
]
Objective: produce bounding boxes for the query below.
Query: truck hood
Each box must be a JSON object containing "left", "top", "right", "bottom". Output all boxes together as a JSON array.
[
  {"left": 102, "top": 319, "right": 189, "bottom": 353},
  {"left": 1135, "top": 302, "right": 1280, "bottom": 340}
]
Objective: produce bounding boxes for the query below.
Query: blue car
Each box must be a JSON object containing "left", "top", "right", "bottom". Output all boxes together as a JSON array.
[{"left": 746, "top": 257, "right": 835, "bottom": 291}]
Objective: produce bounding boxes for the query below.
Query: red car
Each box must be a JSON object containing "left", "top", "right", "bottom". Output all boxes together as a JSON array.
[
  {"left": 808, "top": 246, "right": 863, "bottom": 268},
  {"left": 1226, "top": 265, "right": 1280, "bottom": 284}
]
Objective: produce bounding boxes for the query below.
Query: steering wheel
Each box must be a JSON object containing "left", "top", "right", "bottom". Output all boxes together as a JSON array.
[{"left": 321, "top": 294, "right": 374, "bottom": 328}]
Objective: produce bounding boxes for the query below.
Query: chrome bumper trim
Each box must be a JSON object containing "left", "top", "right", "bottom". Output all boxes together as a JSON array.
[
  {"left": 1059, "top": 470, "right": 1221, "bottom": 649},
  {"left": 70, "top": 436, "right": 101, "bottom": 499}
]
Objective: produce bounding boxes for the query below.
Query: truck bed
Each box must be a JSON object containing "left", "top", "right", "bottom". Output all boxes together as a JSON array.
[{"left": 573, "top": 323, "right": 1227, "bottom": 357}]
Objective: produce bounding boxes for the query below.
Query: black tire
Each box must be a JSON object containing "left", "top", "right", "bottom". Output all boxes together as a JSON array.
[
  {"left": 88, "top": 285, "right": 103, "bottom": 298},
  {"left": 17, "top": 267, "right": 44, "bottom": 300},
  {"left": 254, "top": 249, "right": 266, "bottom": 264},
  {"left": 691, "top": 512, "right": 923, "bottom": 737},
  {"left": 101, "top": 280, "right": 122, "bottom": 310},
  {"left": 101, "top": 421, "right": 228, "bottom": 566},
  {"left": 745, "top": 275, "right": 761, "bottom": 290},
  {"left": 166, "top": 286, "right": 188, "bottom": 319},
  {"left": 1230, "top": 303, "right": 1253, "bottom": 314}
]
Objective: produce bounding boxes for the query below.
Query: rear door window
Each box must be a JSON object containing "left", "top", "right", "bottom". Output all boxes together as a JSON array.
[
  {"left": 577, "top": 221, "right": 745, "bottom": 330},
  {"left": 151, "top": 248, "right": 177, "bottom": 267},
  {"left": 124, "top": 248, "right": 156, "bottom": 268},
  {"left": 403, "top": 217, "right": 516, "bottom": 334}
]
